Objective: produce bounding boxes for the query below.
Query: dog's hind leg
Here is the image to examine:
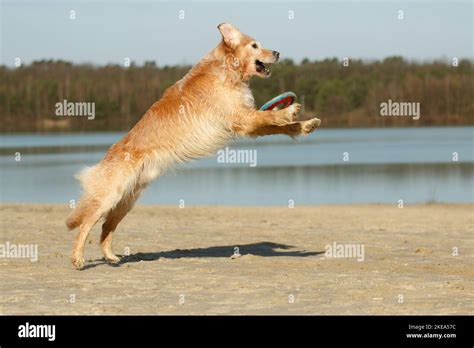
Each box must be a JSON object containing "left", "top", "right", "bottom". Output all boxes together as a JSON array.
[
  {"left": 71, "top": 209, "right": 102, "bottom": 270},
  {"left": 100, "top": 185, "right": 143, "bottom": 263}
]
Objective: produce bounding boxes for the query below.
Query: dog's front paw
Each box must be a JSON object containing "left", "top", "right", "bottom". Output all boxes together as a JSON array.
[
  {"left": 274, "top": 103, "right": 301, "bottom": 125},
  {"left": 287, "top": 103, "right": 301, "bottom": 117},
  {"left": 300, "top": 117, "right": 321, "bottom": 135},
  {"left": 287, "top": 103, "right": 301, "bottom": 119}
]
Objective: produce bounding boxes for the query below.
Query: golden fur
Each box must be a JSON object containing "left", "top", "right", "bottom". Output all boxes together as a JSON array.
[{"left": 67, "top": 23, "right": 320, "bottom": 269}]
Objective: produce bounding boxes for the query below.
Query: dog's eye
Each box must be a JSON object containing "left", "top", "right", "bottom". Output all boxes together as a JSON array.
[{"left": 252, "top": 43, "right": 258, "bottom": 49}]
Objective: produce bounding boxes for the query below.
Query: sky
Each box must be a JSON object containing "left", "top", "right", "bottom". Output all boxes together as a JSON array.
[{"left": 1, "top": 0, "right": 472, "bottom": 67}]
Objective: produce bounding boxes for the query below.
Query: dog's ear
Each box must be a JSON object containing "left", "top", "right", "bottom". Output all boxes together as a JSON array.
[{"left": 218, "top": 23, "right": 241, "bottom": 48}]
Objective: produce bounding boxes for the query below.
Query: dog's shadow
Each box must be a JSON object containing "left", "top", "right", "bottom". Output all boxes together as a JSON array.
[{"left": 83, "top": 241, "right": 324, "bottom": 270}]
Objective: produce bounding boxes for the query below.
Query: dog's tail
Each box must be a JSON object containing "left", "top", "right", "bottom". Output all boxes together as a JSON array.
[
  {"left": 66, "top": 166, "right": 99, "bottom": 230},
  {"left": 66, "top": 202, "right": 87, "bottom": 230}
]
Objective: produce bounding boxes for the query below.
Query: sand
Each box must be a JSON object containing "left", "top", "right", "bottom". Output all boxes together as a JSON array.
[{"left": 0, "top": 204, "right": 472, "bottom": 315}]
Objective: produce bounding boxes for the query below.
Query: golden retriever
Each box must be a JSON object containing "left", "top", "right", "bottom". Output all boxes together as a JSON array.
[{"left": 66, "top": 23, "right": 321, "bottom": 269}]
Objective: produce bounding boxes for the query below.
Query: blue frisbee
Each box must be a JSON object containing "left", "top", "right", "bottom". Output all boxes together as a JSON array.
[{"left": 260, "top": 91, "right": 297, "bottom": 111}]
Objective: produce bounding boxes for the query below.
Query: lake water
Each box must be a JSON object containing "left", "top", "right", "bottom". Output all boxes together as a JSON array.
[{"left": 0, "top": 127, "right": 473, "bottom": 205}]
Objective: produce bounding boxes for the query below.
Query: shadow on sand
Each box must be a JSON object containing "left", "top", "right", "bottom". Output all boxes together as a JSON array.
[{"left": 83, "top": 241, "right": 324, "bottom": 270}]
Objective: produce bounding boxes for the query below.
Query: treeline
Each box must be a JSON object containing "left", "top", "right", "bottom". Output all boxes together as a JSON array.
[{"left": 0, "top": 57, "right": 472, "bottom": 133}]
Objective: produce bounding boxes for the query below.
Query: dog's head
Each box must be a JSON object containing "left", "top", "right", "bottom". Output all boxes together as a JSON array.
[{"left": 218, "top": 23, "right": 280, "bottom": 79}]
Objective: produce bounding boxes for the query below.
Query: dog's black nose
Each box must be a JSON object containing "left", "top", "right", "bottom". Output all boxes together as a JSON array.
[{"left": 273, "top": 51, "right": 280, "bottom": 60}]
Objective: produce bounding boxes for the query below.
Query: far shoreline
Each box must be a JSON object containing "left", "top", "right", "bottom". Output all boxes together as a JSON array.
[{"left": 1, "top": 124, "right": 474, "bottom": 136}]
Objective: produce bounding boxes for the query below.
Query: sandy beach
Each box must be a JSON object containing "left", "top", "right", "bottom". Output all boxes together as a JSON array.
[{"left": 0, "top": 204, "right": 472, "bottom": 315}]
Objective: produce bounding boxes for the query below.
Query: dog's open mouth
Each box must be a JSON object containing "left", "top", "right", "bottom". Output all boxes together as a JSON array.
[{"left": 255, "top": 60, "right": 272, "bottom": 75}]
